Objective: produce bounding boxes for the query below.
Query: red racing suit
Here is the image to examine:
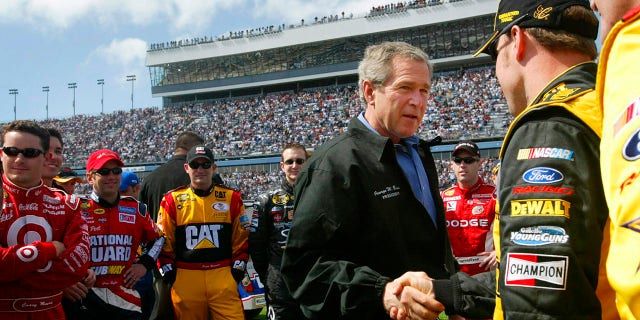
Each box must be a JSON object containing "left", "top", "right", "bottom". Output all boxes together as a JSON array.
[
  {"left": 80, "top": 192, "right": 163, "bottom": 314},
  {"left": 441, "top": 178, "right": 496, "bottom": 275},
  {"left": 157, "top": 184, "right": 249, "bottom": 320},
  {"left": 0, "top": 175, "right": 90, "bottom": 320}
]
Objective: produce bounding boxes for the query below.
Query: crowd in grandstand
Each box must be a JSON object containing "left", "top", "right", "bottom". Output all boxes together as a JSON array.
[{"left": 40, "top": 66, "right": 509, "bottom": 200}]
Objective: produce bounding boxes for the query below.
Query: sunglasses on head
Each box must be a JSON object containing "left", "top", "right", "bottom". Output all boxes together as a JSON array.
[
  {"left": 486, "top": 14, "right": 531, "bottom": 60},
  {"left": 1, "top": 146, "right": 45, "bottom": 158},
  {"left": 284, "top": 158, "right": 305, "bottom": 165},
  {"left": 93, "top": 167, "right": 123, "bottom": 176},
  {"left": 188, "top": 161, "right": 212, "bottom": 169},
  {"left": 453, "top": 157, "right": 479, "bottom": 164}
]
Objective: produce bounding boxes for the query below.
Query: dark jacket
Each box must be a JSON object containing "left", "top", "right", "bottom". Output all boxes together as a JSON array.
[
  {"left": 249, "top": 178, "right": 295, "bottom": 280},
  {"left": 140, "top": 155, "right": 190, "bottom": 220},
  {"left": 434, "top": 62, "right": 607, "bottom": 319},
  {"left": 281, "top": 117, "right": 456, "bottom": 320}
]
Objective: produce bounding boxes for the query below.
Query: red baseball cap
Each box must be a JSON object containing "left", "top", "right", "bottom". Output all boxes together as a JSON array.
[{"left": 86, "top": 149, "right": 124, "bottom": 172}]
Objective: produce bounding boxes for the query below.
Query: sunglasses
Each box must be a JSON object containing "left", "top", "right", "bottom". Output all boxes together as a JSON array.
[
  {"left": 452, "top": 157, "right": 479, "bottom": 164},
  {"left": 1, "top": 146, "right": 45, "bottom": 158},
  {"left": 93, "top": 167, "right": 123, "bottom": 176},
  {"left": 486, "top": 14, "right": 531, "bottom": 60},
  {"left": 188, "top": 161, "right": 213, "bottom": 169},
  {"left": 284, "top": 158, "right": 305, "bottom": 165}
]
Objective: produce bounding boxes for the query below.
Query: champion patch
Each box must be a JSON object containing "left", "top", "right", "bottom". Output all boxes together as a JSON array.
[
  {"left": 505, "top": 253, "right": 568, "bottom": 290},
  {"left": 446, "top": 201, "right": 457, "bottom": 212}
]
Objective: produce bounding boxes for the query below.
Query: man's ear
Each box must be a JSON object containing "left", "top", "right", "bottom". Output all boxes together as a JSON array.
[
  {"left": 362, "top": 79, "right": 376, "bottom": 106},
  {"left": 512, "top": 25, "right": 527, "bottom": 61}
]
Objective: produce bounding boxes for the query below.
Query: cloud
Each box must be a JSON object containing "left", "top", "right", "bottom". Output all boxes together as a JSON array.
[{"left": 91, "top": 38, "right": 147, "bottom": 68}]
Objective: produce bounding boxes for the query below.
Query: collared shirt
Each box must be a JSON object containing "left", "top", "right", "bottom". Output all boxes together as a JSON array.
[{"left": 357, "top": 113, "right": 438, "bottom": 226}]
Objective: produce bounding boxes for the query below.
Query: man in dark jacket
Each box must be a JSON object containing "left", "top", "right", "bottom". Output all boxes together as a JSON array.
[
  {"left": 249, "top": 143, "right": 308, "bottom": 320},
  {"left": 281, "top": 41, "right": 457, "bottom": 320}
]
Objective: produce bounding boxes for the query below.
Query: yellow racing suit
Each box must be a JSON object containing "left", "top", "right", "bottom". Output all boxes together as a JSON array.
[
  {"left": 597, "top": 5, "right": 640, "bottom": 318},
  {"left": 157, "top": 184, "right": 249, "bottom": 320}
]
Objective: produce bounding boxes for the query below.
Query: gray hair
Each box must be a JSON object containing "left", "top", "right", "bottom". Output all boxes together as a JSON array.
[{"left": 357, "top": 41, "right": 433, "bottom": 104}]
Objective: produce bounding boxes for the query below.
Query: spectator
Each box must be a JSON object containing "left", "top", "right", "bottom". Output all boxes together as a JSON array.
[
  {"left": 156, "top": 145, "right": 249, "bottom": 320},
  {"left": 441, "top": 141, "right": 496, "bottom": 276},
  {"left": 120, "top": 171, "right": 141, "bottom": 199},
  {"left": 249, "top": 143, "right": 308, "bottom": 320},
  {"left": 138, "top": 131, "right": 203, "bottom": 320},
  {"left": 42, "top": 128, "right": 64, "bottom": 188},
  {"left": 53, "top": 167, "right": 83, "bottom": 194},
  {"left": 0, "top": 120, "right": 90, "bottom": 320},
  {"left": 65, "top": 149, "right": 164, "bottom": 320}
]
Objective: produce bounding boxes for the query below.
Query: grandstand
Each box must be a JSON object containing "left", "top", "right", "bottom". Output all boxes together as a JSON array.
[{"left": 41, "top": 0, "right": 511, "bottom": 199}]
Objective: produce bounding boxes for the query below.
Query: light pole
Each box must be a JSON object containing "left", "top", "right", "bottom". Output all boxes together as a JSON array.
[
  {"left": 97, "top": 79, "right": 104, "bottom": 113},
  {"left": 126, "top": 75, "right": 136, "bottom": 110},
  {"left": 9, "top": 89, "right": 18, "bottom": 121},
  {"left": 68, "top": 82, "right": 77, "bottom": 116},
  {"left": 42, "top": 86, "right": 50, "bottom": 120}
]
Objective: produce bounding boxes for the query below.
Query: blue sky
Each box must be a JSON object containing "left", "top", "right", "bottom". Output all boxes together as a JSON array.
[{"left": 0, "top": 0, "right": 376, "bottom": 123}]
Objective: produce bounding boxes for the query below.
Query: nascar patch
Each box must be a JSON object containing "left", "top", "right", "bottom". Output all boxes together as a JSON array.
[
  {"left": 517, "top": 148, "right": 574, "bottom": 161},
  {"left": 505, "top": 253, "right": 568, "bottom": 290},
  {"left": 511, "top": 199, "right": 570, "bottom": 218}
]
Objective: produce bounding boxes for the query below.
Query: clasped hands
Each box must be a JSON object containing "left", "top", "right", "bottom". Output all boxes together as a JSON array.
[{"left": 383, "top": 271, "right": 465, "bottom": 320}]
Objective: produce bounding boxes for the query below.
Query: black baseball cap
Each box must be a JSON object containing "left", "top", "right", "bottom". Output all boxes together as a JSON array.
[
  {"left": 474, "top": 0, "right": 597, "bottom": 57},
  {"left": 452, "top": 141, "right": 481, "bottom": 157},
  {"left": 186, "top": 145, "right": 215, "bottom": 163}
]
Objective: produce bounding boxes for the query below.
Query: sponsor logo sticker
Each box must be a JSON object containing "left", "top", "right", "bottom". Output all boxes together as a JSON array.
[
  {"left": 510, "top": 199, "right": 570, "bottom": 218},
  {"left": 505, "top": 253, "right": 568, "bottom": 290},
  {"left": 119, "top": 213, "right": 135, "bottom": 224},
  {"left": 446, "top": 201, "right": 457, "bottom": 211},
  {"left": 472, "top": 205, "right": 484, "bottom": 215},
  {"left": 613, "top": 96, "right": 640, "bottom": 136},
  {"left": 118, "top": 206, "right": 136, "bottom": 214},
  {"left": 623, "top": 128, "right": 640, "bottom": 161},
  {"left": 212, "top": 202, "right": 230, "bottom": 212},
  {"left": 510, "top": 226, "right": 569, "bottom": 246},
  {"left": 522, "top": 167, "right": 564, "bottom": 184},
  {"left": 512, "top": 185, "right": 574, "bottom": 195},
  {"left": 517, "top": 148, "right": 574, "bottom": 161}
]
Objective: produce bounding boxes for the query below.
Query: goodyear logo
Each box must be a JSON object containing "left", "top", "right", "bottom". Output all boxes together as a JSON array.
[
  {"left": 511, "top": 199, "right": 570, "bottom": 218},
  {"left": 517, "top": 148, "right": 574, "bottom": 161},
  {"left": 94, "top": 208, "right": 105, "bottom": 214},
  {"left": 533, "top": 5, "right": 552, "bottom": 20}
]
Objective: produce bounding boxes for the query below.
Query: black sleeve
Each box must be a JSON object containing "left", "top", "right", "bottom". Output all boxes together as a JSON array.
[
  {"left": 433, "top": 270, "right": 496, "bottom": 318},
  {"left": 281, "top": 168, "right": 389, "bottom": 319},
  {"left": 248, "top": 194, "right": 270, "bottom": 281}
]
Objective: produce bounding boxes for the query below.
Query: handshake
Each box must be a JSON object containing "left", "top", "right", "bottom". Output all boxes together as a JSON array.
[{"left": 383, "top": 272, "right": 464, "bottom": 320}]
